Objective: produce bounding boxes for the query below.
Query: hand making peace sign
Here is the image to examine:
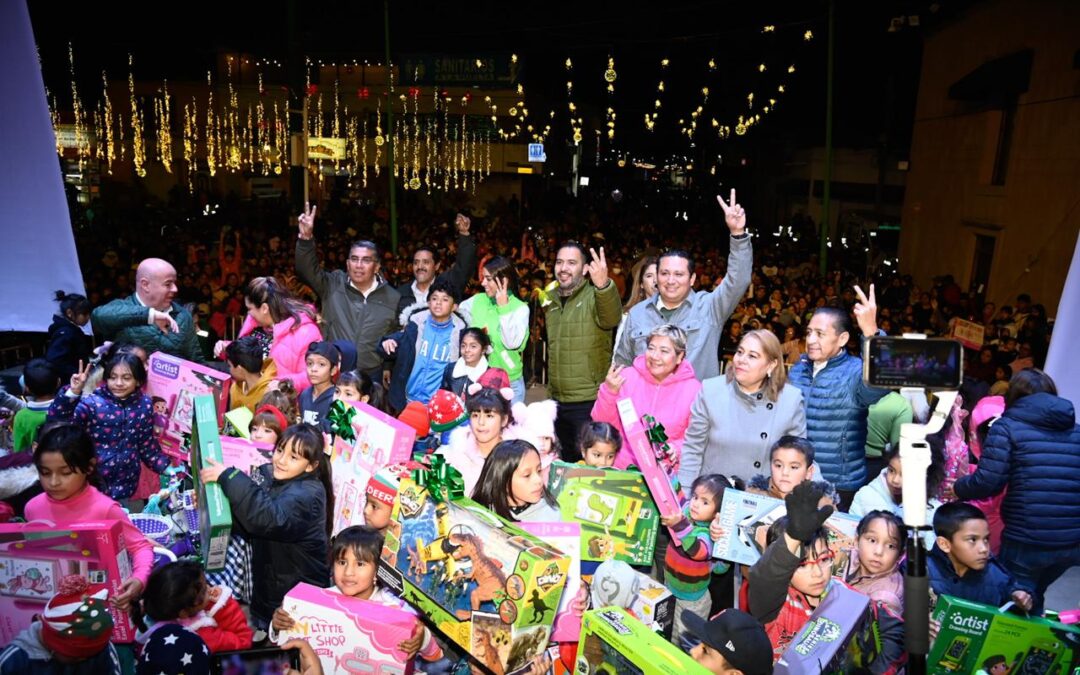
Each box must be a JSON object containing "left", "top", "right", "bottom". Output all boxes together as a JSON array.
[
  {"left": 586, "top": 247, "right": 609, "bottom": 289},
  {"left": 69, "top": 360, "right": 92, "bottom": 396},
  {"left": 717, "top": 188, "right": 747, "bottom": 234},
  {"left": 853, "top": 284, "right": 879, "bottom": 338},
  {"left": 298, "top": 202, "right": 317, "bottom": 240}
]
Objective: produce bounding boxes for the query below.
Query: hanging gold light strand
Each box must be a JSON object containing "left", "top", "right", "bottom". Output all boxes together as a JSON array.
[
  {"left": 604, "top": 56, "right": 617, "bottom": 147},
  {"left": 129, "top": 54, "right": 146, "bottom": 177},
  {"left": 205, "top": 71, "right": 217, "bottom": 176},
  {"left": 565, "top": 58, "right": 581, "bottom": 145},
  {"left": 155, "top": 80, "right": 173, "bottom": 172},
  {"left": 68, "top": 44, "right": 91, "bottom": 170},
  {"left": 645, "top": 58, "right": 669, "bottom": 132}
]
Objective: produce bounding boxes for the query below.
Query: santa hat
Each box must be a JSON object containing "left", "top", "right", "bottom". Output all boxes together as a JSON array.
[
  {"left": 476, "top": 368, "right": 511, "bottom": 393},
  {"left": 427, "top": 389, "right": 467, "bottom": 432},
  {"left": 398, "top": 401, "right": 431, "bottom": 438},
  {"left": 39, "top": 575, "right": 113, "bottom": 660},
  {"left": 136, "top": 623, "right": 210, "bottom": 675}
]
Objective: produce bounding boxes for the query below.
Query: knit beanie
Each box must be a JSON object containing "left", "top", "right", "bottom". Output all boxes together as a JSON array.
[
  {"left": 39, "top": 575, "right": 113, "bottom": 660},
  {"left": 366, "top": 469, "right": 399, "bottom": 507},
  {"left": 476, "top": 368, "right": 511, "bottom": 392},
  {"left": 136, "top": 623, "right": 210, "bottom": 675},
  {"left": 398, "top": 401, "right": 431, "bottom": 438},
  {"left": 427, "top": 389, "right": 467, "bottom": 432}
]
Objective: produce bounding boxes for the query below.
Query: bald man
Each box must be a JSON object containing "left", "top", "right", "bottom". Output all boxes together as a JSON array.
[{"left": 90, "top": 258, "right": 204, "bottom": 362}]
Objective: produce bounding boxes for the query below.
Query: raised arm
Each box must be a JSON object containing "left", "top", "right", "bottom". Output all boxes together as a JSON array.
[
  {"left": 293, "top": 203, "right": 330, "bottom": 298},
  {"left": 710, "top": 190, "right": 753, "bottom": 324}
]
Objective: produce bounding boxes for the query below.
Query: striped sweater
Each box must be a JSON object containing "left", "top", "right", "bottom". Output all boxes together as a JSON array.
[{"left": 663, "top": 509, "right": 727, "bottom": 600}]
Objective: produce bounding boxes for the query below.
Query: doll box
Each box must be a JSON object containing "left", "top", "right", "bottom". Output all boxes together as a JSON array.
[
  {"left": 276, "top": 582, "right": 416, "bottom": 675},
  {"left": 379, "top": 477, "right": 569, "bottom": 675},
  {"left": 146, "top": 352, "right": 231, "bottom": 459},
  {"left": 616, "top": 397, "right": 685, "bottom": 522},
  {"left": 774, "top": 582, "right": 872, "bottom": 674},
  {"left": 0, "top": 519, "right": 136, "bottom": 643},
  {"left": 190, "top": 394, "right": 233, "bottom": 572},
  {"left": 547, "top": 461, "right": 659, "bottom": 566},
  {"left": 520, "top": 521, "right": 581, "bottom": 643},
  {"left": 575, "top": 608, "right": 709, "bottom": 675},
  {"left": 219, "top": 436, "right": 274, "bottom": 476},
  {"left": 329, "top": 400, "right": 416, "bottom": 536}
]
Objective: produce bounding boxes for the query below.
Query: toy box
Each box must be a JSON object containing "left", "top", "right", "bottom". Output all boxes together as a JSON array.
[
  {"left": 575, "top": 608, "right": 709, "bottom": 675},
  {"left": 276, "top": 582, "right": 417, "bottom": 675},
  {"left": 711, "top": 488, "right": 860, "bottom": 567},
  {"left": 774, "top": 582, "right": 873, "bottom": 674},
  {"left": 379, "top": 476, "right": 569, "bottom": 675},
  {"left": 547, "top": 461, "right": 659, "bottom": 566},
  {"left": 520, "top": 521, "right": 581, "bottom": 643},
  {"left": 146, "top": 352, "right": 231, "bottom": 460},
  {"left": 329, "top": 400, "right": 416, "bottom": 536},
  {"left": 928, "top": 595, "right": 1080, "bottom": 674},
  {"left": 616, "top": 398, "right": 685, "bottom": 524},
  {"left": 628, "top": 572, "right": 676, "bottom": 640},
  {"left": 219, "top": 436, "right": 274, "bottom": 476},
  {"left": 190, "top": 394, "right": 233, "bottom": 572},
  {"left": 0, "top": 520, "right": 136, "bottom": 643}
]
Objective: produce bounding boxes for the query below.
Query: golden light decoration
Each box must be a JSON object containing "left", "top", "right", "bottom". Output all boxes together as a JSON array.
[
  {"left": 475, "top": 59, "right": 483, "bottom": 68},
  {"left": 708, "top": 58, "right": 716, "bottom": 70},
  {"left": 511, "top": 53, "right": 518, "bottom": 63},
  {"left": 804, "top": 30, "right": 814, "bottom": 41},
  {"left": 565, "top": 58, "right": 573, "bottom": 69},
  {"left": 128, "top": 55, "right": 146, "bottom": 177},
  {"left": 205, "top": 73, "right": 216, "bottom": 176},
  {"left": 604, "top": 57, "right": 617, "bottom": 83},
  {"left": 508, "top": 107, "right": 518, "bottom": 117},
  {"left": 101, "top": 71, "right": 116, "bottom": 174},
  {"left": 759, "top": 63, "right": 766, "bottom": 72},
  {"left": 701, "top": 86, "right": 710, "bottom": 97},
  {"left": 788, "top": 64, "right": 796, "bottom": 73},
  {"left": 763, "top": 25, "right": 775, "bottom": 32},
  {"left": 736, "top": 123, "right": 747, "bottom": 135},
  {"left": 517, "top": 84, "right": 524, "bottom": 95},
  {"left": 606, "top": 83, "right": 614, "bottom": 93},
  {"left": 566, "top": 80, "right": 573, "bottom": 91},
  {"left": 573, "top": 130, "right": 582, "bottom": 143},
  {"left": 658, "top": 81, "right": 665, "bottom": 92},
  {"left": 661, "top": 58, "right": 670, "bottom": 67},
  {"left": 654, "top": 99, "right": 661, "bottom": 108},
  {"left": 410, "top": 176, "right": 421, "bottom": 189},
  {"left": 778, "top": 85, "right": 785, "bottom": 93}
]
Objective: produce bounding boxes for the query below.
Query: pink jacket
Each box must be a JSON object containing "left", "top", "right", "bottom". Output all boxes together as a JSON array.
[
  {"left": 238, "top": 312, "right": 322, "bottom": 390},
  {"left": 967, "top": 395, "right": 1007, "bottom": 555},
  {"left": 591, "top": 355, "right": 702, "bottom": 470}
]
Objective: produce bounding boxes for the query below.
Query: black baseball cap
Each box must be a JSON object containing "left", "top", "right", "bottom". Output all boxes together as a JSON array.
[{"left": 682, "top": 608, "right": 773, "bottom": 675}]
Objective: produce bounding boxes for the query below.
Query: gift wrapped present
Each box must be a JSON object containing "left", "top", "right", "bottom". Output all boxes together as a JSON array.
[
  {"left": 146, "top": 352, "right": 231, "bottom": 460},
  {"left": 189, "top": 395, "right": 232, "bottom": 572},
  {"left": 576, "top": 608, "right": 708, "bottom": 674}
]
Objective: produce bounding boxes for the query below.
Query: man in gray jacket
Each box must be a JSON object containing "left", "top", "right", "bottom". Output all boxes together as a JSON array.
[{"left": 614, "top": 191, "right": 752, "bottom": 380}]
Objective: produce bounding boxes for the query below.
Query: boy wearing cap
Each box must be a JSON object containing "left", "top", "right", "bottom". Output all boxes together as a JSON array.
[
  {"left": 299, "top": 341, "right": 341, "bottom": 431},
  {"left": 681, "top": 608, "right": 773, "bottom": 675}
]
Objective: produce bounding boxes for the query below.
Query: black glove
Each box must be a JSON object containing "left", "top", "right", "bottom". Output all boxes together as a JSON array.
[{"left": 784, "top": 481, "right": 834, "bottom": 543}]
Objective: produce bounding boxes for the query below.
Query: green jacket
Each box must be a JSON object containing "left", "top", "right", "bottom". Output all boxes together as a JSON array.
[
  {"left": 90, "top": 294, "right": 204, "bottom": 362},
  {"left": 543, "top": 280, "right": 622, "bottom": 402}
]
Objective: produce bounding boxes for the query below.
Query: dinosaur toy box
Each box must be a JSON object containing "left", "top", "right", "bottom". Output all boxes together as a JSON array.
[
  {"left": 146, "top": 352, "right": 230, "bottom": 460},
  {"left": 575, "top": 608, "right": 709, "bottom": 675},
  {"left": 546, "top": 461, "right": 659, "bottom": 566},
  {"left": 0, "top": 520, "right": 136, "bottom": 643},
  {"left": 275, "top": 582, "right": 417, "bottom": 675},
  {"left": 379, "top": 474, "right": 569, "bottom": 675},
  {"left": 190, "top": 395, "right": 233, "bottom": 572},
  {"left": 928, "top": 595, "right": 1080, "bottom": 675},
  {"left": 520, "top": 521, "right": 581, "bottom": 643}
]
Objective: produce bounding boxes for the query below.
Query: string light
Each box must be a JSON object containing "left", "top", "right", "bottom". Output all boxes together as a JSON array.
[
  {"left": 68, "top": 45, "right": 90, "bottom": 170},
  {"left": 155, "top": 80, "right": 173, "bottom": 172},
  {"left": 101, "top": 71, "right": 116, "bottom": 174},
  {"left": 129, "top": 55, "right": 146, "bottom": 177}
]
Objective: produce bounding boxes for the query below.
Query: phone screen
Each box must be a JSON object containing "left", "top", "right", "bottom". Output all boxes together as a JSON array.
[
  {"left": 864, "top": 337, "right": 963, "bottom": 389},
  {"left": 212, "top": 647, "right": 300, "bottom": 675}
]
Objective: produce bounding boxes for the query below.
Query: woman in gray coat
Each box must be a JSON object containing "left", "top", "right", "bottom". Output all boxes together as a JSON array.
[{"left": 679, "top": 329, "right": 806, "bottom": 487}]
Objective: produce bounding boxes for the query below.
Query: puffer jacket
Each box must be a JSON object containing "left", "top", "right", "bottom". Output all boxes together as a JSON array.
[
  {"left": 543, "top": 280, "right": 623, "bottom": 403},
  {"left": 235, "top": 311, "right": 322, "bottom": 389},
  {"left": 954, "top": 392, "right": 1080, "bottom": 547},
  {"left": 591, "top": 355, "right": 701, "bottom": 470},
  {"left": 788, "top": 351, "right": 888, "bottom": 491},
  {"left": 45, "top": 314, "right": 91, "bottom": 381},
  {"left": 90, "top": 295, "right": 204, "bottom": 363},
  {"left": 295, "top": 239, "right": 401, "bottom": 373},
  {"left": 218, "top": 463, "right": 330, "bottom": 625},
  {"left": 378, "top": 302, "right": 466, "bottom": 413}
]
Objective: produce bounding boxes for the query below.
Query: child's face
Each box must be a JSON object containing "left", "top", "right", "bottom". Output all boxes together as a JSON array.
[
  {"left": 770, "top": 448, "right": 812, "bottom": 495},
  {"left": 884, "top": 456, "right": 903, "bottom": 503},
  {"left": 939, "top": 518, "right": 991, "bottom": 575},
  {"left": 509, "top": 450, "right": 545, "bottom": 507},
  {"left": 69, "top": 311, "right": 91, "bottom": 327},
  {"left": 333, "top": 547, "right": 377, "bottom": 599},
  {"left": 469, "top": 410, "right": 506, "bottom": 446},
  {"left": 36, "top": 452, "right": 90, "bottom": 502},
  {"left": 428, "top": 290, "right": 456, "bottom": 321},
  {"left": 364, "top": 498, "right": 393, "bottom": 531},
  {"left": 791, "top": 540, "right": 834, "bottom": 598},
  {"left": 856, "top": 517, "right": 902, "bottom": 576},
  {"left": 995, "top": 367, "right": 1006, "bottom": 381},
  {"left": 689, "top": 641, "right": 740, "bottom": 674},
  {"left": 689, "top": 486, "right": 719, "bottom": 523},
  {"left": 153, "top": 400, "right": 168, "bottom": 415},
  {"left": 272, "top": 438, "right": 316, "bottom": 481},
  {"left": 460, "top": 334, "right": 484, "bottom": 366},
  {"left": 334, "top": 383, "right": 361, "bottom": 403},
  {"left": 250, "top": 423, "right": 278, "bottom": 445},
  {"left": 106, "top": 363, "right": 139, "bottom": 399},
  {"left": 583, "top": 441, "right": 618, "bottom": 468},
  {"left": 306, "top": 354, "right": 337, "bottom": 386}
]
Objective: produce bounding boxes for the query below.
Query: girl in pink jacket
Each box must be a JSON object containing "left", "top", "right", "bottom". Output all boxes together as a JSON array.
[{"left": 592, "top": 325, "right": 702, "bottom": 470}]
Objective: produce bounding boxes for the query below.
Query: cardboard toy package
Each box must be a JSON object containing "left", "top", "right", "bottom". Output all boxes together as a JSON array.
[
  {"left": 711, "top": 488, "right": 859, "bottom": 567},
  {"left": 329, "top": 400, "right": 416, "bottom": 536},
  {"left": 773, "top": 582, "right": 873, "bottom": 674},
  {"left": 575, "top": 608, "right": 709, "bottom": 675},
  {"left": 547, "top": 461, "right": 659, "bottom": 566},
  {"left": 628, "top": 572, "right": 676, "bottom": 640},
  {"left": 219, "top": 436, "right": 274, "bottom": 476},
  {"left": 928, "top": 595, "right": 1080, "bottom": 674},
  {"left": 379, "top": 475, "right": 569, "bottom": 675},
  {"left": 0, "top": 520, "right": 137, "bottom": 643},
  {"left": 146, "top": 352, "right": 231, "bottom": 460},
  {"left": 520, "top": 521, "right": 581, "bottom": 643},
  {"left": 276, "top": 582, "right": 417, "bottom": 675},
  {"left": 616, "top": 398, "right": 685, "bottom": 524},
  {"left": 189, "top": 394, "right": 233, "bottom": 572}
]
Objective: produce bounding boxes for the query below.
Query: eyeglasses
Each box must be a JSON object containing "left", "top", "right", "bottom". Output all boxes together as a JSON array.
[
  {"left": 348, "top": 256, "right": 376, "bottom": 265},
  {"left": 798, "top": 552, "right": 835, "bottom": 569}
]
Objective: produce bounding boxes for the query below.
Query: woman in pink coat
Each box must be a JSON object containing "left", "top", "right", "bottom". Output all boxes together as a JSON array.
[
  {"left": 215, "top": 276, "right": 323, "bottom": 389},
  {"left": 591, "top": 324, "right": 702, "bottom": 470}
]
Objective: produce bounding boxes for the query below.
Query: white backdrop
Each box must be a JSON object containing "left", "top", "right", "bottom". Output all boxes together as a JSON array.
[
  {"left": 0, "top": 1, "right": 85, "bottom": 332},
  {"left": 1044, "top": 230, "right": 1080, "bottom": 407}
]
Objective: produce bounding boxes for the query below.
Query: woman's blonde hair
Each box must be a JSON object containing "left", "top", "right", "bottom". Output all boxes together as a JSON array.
[
  {"left": 624, "top": 255, "right": 658, "bottom": 312},
  {"left": 726, "top": 329, "right": 787, "bottom": 402}
]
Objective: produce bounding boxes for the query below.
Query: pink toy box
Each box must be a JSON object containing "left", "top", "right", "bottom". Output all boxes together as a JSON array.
[
  {"left": 617, "top": 398, "right": 686, "bottom": 525},
  {"left": 146, "top": 352, "right": 231, "bottom": 460},
  {"left": 219, "top": 436, "right": 274, "bottom": 476}
]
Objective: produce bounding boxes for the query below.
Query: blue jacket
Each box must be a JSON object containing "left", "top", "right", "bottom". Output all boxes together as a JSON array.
[
  {"left": 378, "top": 303, "right": 465, "bottom": 413},
  {"left": 954, "top": 392, "right": 1080, "bottom": 548},
  {"left": 928, "top": 544, "right": 1018, "bottom": 607},
  {"left": 787, "top": 350, "right": 887, "bottom": 491},
  {"left": 45, "top": 314, "right": 91, "bottom": 382}
]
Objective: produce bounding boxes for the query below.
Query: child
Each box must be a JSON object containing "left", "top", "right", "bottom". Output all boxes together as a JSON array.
[
  {"left": 440, "top": 327, "right": 510, "bottom": 400},
  {"left": 138, "top": 560, "right": 252, "bottom": 652},
  {"left": 249, "top": 404, "right": 289, "bottom": 445},
  {"left": 199, "top": 424, "right": 333, "bottom": 630},
  {"left": 298, "top": 341, "right": 340, "bottom": 431},
  {"left": 437, "top": 386, "right": 514, "bottom": 494},
  {"left": 333, "top": 370, "right": 387, "bottom": 413},
  {"left": 12, "top": 359, "right": 58, "bottom": 452},
  {"left": 47, "top": 350, "right": 169, "bottom": 501},
  {"left": 680, "top": 608, "right": 774, "bottom": 675},
  {"left": 379, "top": 278, "right": 467, "bottom": 413},
  {"left": 507, "top": 398, "right": 561, "bottom": 478},
  {"left": 45, "top": 290, "right": 92, "bottom": 382},
  {"left": 226, "top": 335, "right": 278, "bottom": 413},
  {"left": 660, "top": 474, "right": 731, "bottom": 642},
  {"left": 841, "top": 510, "right": 906, "bottom": 613},
  {"left": 363, "top": 470, "right": 399, "bottom": 533},
  {"left": 258, "top": 381, "right": 299, "bottom": 424},
  {"left": 576, "top": 421, "right": 622, "bottom": 468},
  {"left": 471, "top": 439, "right": 560, "bottom": 522},
  {"left": 270, "top": 526, "right": 442, "bottom": 663},
  {"left": 25, "top": 423, "right": 155, "bottom": 610},
  {"left": 849, "top": 438, "right": 944, "bottom": 547},
  {"left": 989, "top": 364, "right": 1011, "bottom": 397},
  {"left": 927, "top": 502, "right": 1032, "bottom": 609}
]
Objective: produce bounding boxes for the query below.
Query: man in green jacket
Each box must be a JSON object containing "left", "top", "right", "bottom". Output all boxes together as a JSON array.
[
  {"left": 543, "top": 243, "right": 622, "bottom": 460},
  {"left": 90, "top": 258, "right": 204, "bottom": 362}
]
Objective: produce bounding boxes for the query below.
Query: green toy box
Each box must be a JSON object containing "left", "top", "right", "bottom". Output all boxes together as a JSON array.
[
  {"left": 379, "top": 474, "right": 570, "bottom": 675},
  {"left": 547, "top": 461, "right": 659, "bottom": 566},
  {"left": 929, "top": 595, "right": 1080, "bottom": 674},
  {"left": 575, "top": 608, "right": 709, "bottom": 675},
  {"left": 189, "top": 394, "right": 233, "bottom": 572}
]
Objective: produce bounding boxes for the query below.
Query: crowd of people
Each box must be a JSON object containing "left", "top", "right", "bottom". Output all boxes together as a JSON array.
[{"left": 0, "top": 182, "right": 1075, "bottom": 675}]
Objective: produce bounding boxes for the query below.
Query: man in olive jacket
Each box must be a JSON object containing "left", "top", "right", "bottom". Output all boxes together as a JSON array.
[
  {"left": 543, "top": 243, "right": 622, "bottom": 460},
  {"left": 294, "top": 203, "right": 401, "bottom": 384}
]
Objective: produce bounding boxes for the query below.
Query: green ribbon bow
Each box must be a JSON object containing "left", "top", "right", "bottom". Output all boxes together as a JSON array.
[
  {"left": 411, "top": 454, "right": 465, "bottom": 503},
  {"left": 643, "top": 414, "right": 669, "bottom": 450},
  {"left": 326, "top": 400, "right": 358, "bottom": 445}
]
